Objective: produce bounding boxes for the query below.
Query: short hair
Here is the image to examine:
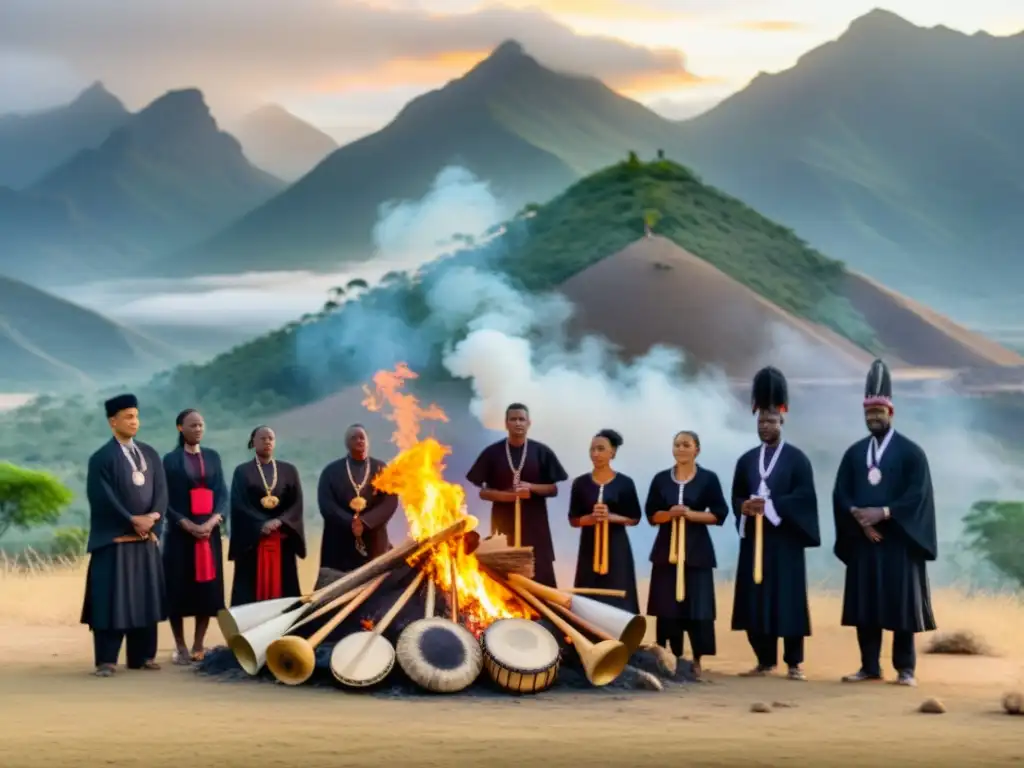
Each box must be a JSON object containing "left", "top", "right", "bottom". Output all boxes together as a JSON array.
[
  {"left": 673, "top": 430, "right": 701, "bottom": 450},
  {"left": 345, "top": 423, "right": 367, "bottom": 443},
  {"left": 594, "top": 429, "right": 623, "bottom": 449},
  {"left": 247, "top": 425, "right": 272, "bottom": 450},
  {"left": 505, "top": 403, "right": 529, "bottom": 417}
]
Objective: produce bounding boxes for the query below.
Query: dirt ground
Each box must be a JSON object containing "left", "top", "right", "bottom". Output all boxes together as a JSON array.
[{"left": 2, "top": 548, "right": 1023, "bottom": 768}]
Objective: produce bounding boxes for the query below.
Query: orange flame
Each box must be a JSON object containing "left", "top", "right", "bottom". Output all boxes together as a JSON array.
[{"left": 362, "top": 364, "right": 527, "bottom": 631}]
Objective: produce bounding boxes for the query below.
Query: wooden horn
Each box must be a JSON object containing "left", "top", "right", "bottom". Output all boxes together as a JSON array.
[
  {"left": 514, "top": 497, "right": 522, "bottom": 548},
  {"left": 592, "top": 483, "right": 608, "bottom": 575},
  {"left": 493, "top": 572, "right": 629, "bottom": 686},
  {"left": 754, "top": 513, "right": 764, "bottom": 584},
  {"left": 675, "top": 517, "right": 686, "bottom": 602},
  {"left": 601, "top": 518, "right": 609, "bottom": 575},
  {"left": 507, "top": 574, "right": 647, "bottom": 653},
  {"left": 265, "top": 572, "right": 389, "bottom": 686},
  {"left": 288, "top": 584, "right": 366, "bottom": 633}
]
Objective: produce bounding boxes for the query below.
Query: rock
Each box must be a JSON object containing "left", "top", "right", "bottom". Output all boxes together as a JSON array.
[
  {"left": 1002, "top": 692, "right": 1023, "bottom": 715},
  {"left": 918, "top": 698, "right": 946, "bottom": 714},
  {"left": 772, "top": 700, "right": 796, "bottom": 708},
  {"left": 619, "top": 665, "right": 664, "bottom": 691},
  {"left": 750, "top": 701, "right": 771, "bottom": 713},
  {"left": 645, "top": 645, "right": 678, "bottom": 677}
]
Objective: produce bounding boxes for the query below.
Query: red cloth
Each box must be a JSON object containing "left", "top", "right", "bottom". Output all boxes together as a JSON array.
[
  {"left": 189, "top": 486, "right": 216, "bottom": 583},
  {"left": 256, "top": 530, "right": 284, "bottom": 601}
]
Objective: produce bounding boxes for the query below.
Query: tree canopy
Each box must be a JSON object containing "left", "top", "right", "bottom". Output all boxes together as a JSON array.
[
  {"left": 963, "top": 500, "right": 1024, "bottom": 588},
  {"left": 0, "top": 462, "right": 74, "bottom": 540}
]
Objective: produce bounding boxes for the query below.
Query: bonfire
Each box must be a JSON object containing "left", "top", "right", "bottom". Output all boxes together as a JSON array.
[{"left": 210, "top": 364, "right": 677, "bottom": 696}]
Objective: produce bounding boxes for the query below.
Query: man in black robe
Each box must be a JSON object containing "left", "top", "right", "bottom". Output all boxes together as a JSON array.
[
  {"left": 318, "top": 423, "right": 399, "bottom": 573},
  {"left": 731, "top": 367, "right": 820, "bottom": 680},
  {"left": 833, "top": 358, "right": 937, "bottom": 687},
  {"left": 466, "top": 403, "right": 569, "bottom": 587},
  {"left": 80, "top": 393, "right": 168, "bottom": 677}
]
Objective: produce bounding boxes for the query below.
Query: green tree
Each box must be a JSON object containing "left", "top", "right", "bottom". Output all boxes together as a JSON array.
[
  {"left": 51, "top": 526, "right": 89, "bottom": 557},
  {"left": 0, "top": 462, "right": 74, "bottom": 540},
  {"left": 963, "top": 500, "right": 1024, "bottom": 587},
  {"left": 644, "top": 208, "right": 662, "bottom": 230},
  {"left": 346, "top": 278, "right": 370, "bottom": 292}
]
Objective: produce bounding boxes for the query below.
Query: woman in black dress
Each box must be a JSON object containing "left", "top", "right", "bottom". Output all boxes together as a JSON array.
[
  {"left": 568, "top": 429, "right": 641, "bottom": 614},
  {"left": 228, "top": 425, "right": 306, "bottom": 606},
  {"left": 162, "top": 409, "right": 228, "bottom": 664},
  {"left": 645, "top": 430, "right": 729, "bottom": 678}
]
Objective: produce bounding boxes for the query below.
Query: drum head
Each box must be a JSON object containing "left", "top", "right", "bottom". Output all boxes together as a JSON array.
[
  {"left": 397, "top": 617, "right": 483, "bottom": 694},
  {"left": 330, "top": 632, "right": 395, "bottom": 687},
  {"left": 483, "top": 618, "right": 559, "bottom": 671}
]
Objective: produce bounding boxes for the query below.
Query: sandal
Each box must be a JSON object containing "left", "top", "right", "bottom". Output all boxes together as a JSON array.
[
  {"left": 739, "top": 665, "right": 774, "bottom": 677},
  {"left": 136, "top": 660, "right": 161, "bottom": 671},
  {"left": 172, "top": 649, "right": 192, "bottom": 666},
  {"left": 787, "top": 666, "right": 806, "bottom": 681},
  {"left": 93, "top": 664, "right": 116, "bottom": 677},
  {"left": 190, "top": 648, "right": 206, "bottom": 662},
  {"left": 842, "top": 669, "right": 883, "bottom": 683}
]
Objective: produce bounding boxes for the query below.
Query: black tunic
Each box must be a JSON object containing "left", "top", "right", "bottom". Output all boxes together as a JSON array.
[
  {"left": 730, "top": 442, "right": 820, "bottom": 638},
  {"left": 80, "top": 438, "right": 168, "bottom": 631},
  {"left": 568, "top": 473, "right": 642, "bottom": 614},
  {"left": 228, "top": 459, "right": 306, "bottom": 606},
  {"left": 317, "top": 456, "right": 399, "bottom": 572},
  {"left": 161, "top": 447, "right": 228, "bottom": 618},
  {"left": 644, "top": 465, "right": 729, "bottom": 620},
  {"left": 466, "top": 439, "right": 569, "bottom": 587},
  {"left": 832, "top": 429, "right": 938, "bottom": 633}
]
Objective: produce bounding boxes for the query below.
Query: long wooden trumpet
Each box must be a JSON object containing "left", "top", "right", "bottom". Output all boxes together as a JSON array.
[
  {"left": 489, "top": 571, "right": 630, "bottom": 686},
  {"left": 513, "top": 472, "right": 522, "bottom": 547},
  {"left": 668, "top": 481, "right": 686, "bottom": 601},
  {"left": 592, "top": 483, "right": 609, "bottom": 575}
]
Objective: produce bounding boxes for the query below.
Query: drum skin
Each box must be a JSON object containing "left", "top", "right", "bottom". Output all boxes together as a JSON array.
[
  {"left": 330, "top": 632, "right": 396, "bottom": 687},
  {"left": 396, "top": 617, "right": 483, "bottom": 694},
  {"left": 481, "top": 618, "right": 560, "bottom": 694}
]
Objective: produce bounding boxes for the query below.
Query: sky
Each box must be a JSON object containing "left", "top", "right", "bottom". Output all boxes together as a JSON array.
[{"left": 1, "top": 0, "right": 1022, "bottom": 141}]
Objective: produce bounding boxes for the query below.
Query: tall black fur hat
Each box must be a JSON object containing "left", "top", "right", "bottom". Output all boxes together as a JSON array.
[
  {"left": 104, "top": 393, "right": 138, "bottom": 418},
  {"left": 863, "top": 359, "right": 893, "bottom": 411},
  {"left": 750, "top": 366, "right": 788, "bottom": 414}
]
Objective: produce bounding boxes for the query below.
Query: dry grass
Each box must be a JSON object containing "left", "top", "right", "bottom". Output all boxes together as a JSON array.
[{"left": 926, "top": 630, "right": 993, "bottom": 657}]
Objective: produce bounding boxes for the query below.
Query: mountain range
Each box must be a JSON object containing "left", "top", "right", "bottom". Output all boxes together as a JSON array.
[{"left": 228, "top": 104, "right": 338, "bottom": 182}]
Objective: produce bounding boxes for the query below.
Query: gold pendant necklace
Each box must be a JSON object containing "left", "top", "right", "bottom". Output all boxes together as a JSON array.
[
  {"left": 256, "top": 457, "right": 280, "bottom": 510},
  {"left": 346, "top": 457, "right": 371, "bottom": 513}
]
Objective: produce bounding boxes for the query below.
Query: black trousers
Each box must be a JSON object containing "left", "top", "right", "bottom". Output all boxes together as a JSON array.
[
  {"left": 746, "top": 631, "right": 804, "bottom": 668},
  {"left": 93, "top": 626, "right": 159, "bottom": 668},
  {"left": 857, "top": 626, "right": 916, "bottom": 675},
  {"left": 656, "top": 617, "right": 716, "bottom": 658}
]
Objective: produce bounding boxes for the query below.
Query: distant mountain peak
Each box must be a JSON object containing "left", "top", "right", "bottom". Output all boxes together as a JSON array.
[
  {"left": 845, "top": 8, "right": 918, "bottom": 37},
  {"left": 130, "top": 88, "right": 215, "bottom": 135},
  {"left": 69, "top": 81, "right": 124, "bottom": 112},
  {"left": 491, "top": 40, "right": 527, "bottom": 59}
]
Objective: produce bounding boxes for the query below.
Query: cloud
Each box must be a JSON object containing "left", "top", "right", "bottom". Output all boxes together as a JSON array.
[
  {"left": 730, "top": 19, "right": 806, "bottom": 32},
  {"left": 492, "top": 0, "right": 687, "bottom": 21},
  {"left": 0, "top": 0, "right": 707, "bottom": 110}
]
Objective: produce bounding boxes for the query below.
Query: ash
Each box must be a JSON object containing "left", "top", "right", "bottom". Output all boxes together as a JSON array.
[{"left": 198, "top": 567, "right": 697, "bottom": 697}]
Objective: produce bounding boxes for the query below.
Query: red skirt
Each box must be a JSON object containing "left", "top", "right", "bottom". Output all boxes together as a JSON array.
[
  {"left": 256, "top": 531, "right": 284, "bottom": 601},
  {"left": 190, "top": 488, "right": 217, "bottom": 583}
]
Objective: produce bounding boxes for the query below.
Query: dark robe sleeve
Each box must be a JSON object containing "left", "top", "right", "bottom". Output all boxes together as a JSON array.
[
  {"left": 228, "top": 465, "right": 268, "bottom": 556},
  {"left": 211, "top": 452, "right": 229, "bottom": 517},
  {"left": 85, "top": 449, "right": 135, "bottom": 549},
  {"left": 539, "top": 445, "right": 569, "bottom": 494},
  {"left": 618, "top": 477, "right": 643, "bottom": 522},
  {"left": 162, "top": 453, "right": 185, "bottom": 527},
  {"left": 771, "top": 449, "right": 820, "bottom": 548},
  {"left": 888, "top": 441, "right": 938, "bottom": 561},
  {"left": 318, "top": 464, "right": 355, "bottom": 527},
  {"left": 275, "top": 464, "right": 305, "bottom": 549},
  {"left": 703, "top": 471, "right": 730, "bottom": 526},
  {"left": 361, "top": 460, "right": 398, "bottom": 530},
  {"left": 466, "top": 448, "right": 493, "bottom": 488},
  {"left": 831, "top": 447, "right": 863, "bottom": 565},
  {"left": 567, "top": 476, "right": 586, "bottom": 520},
  {"left": 644, "top": 475, "right": 663, "bottom": 524},
  {"left": 730, "top": 456, "right": 750, "bottom": 533},
  {"left": 148, "top": 446, "right": 169, "bottom": 539}
]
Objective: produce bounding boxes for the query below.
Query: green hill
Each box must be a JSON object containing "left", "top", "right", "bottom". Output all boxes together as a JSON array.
[
  {"left": 0, "top": 274, "right": 182, "bottom": 390},
  {"left": 675, "top": 9, "right": 1024, "bottom": 315},
  {"left": 2, "top": 156, "right": 875, "bottom": 441},
  {"left": 165, "top": 41, "right": 677, "bottom": 276},
  {"left": 0, "top": 89, "right": 285, "bottom": 286}
]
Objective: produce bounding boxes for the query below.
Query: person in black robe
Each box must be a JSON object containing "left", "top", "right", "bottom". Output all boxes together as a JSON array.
[
  {"left": 466, "top": 402, "right": 569, "bottom": 587},
  {"left": 645, "top": 430, "right": 729, "bottom": 678},
  {"left": 318, "top": 423, "right": 399, "bottom": 572},
  {"left": 80, "top": 393, "right": 168, "bottom": 677},
  {"left": 162, "top": 408, "right": 227, "bottom": 664},
  {"left": 568, "top": 429, "right": 641, "bottom": 614},
  {"left": 730, "top": 366, "right": 820, "bottom": 681},
  {"left": 833, "top": 358, "right": 938, "bottom": 687},
  {"left": 228, "top": 425, "right": 306, "bottom": 606}
]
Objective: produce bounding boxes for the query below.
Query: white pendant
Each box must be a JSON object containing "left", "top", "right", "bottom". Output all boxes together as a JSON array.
[
  {"left": 867, "top": 467, "right": 882, "bottom": 486},
  {"left": 132, "top": 470, "right": 146, "bottom": 487}
]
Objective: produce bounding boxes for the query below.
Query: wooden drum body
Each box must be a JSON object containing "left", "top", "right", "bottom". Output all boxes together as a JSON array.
[{"left": 481, "top": 618, "right": 560, "bottom": 694}]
